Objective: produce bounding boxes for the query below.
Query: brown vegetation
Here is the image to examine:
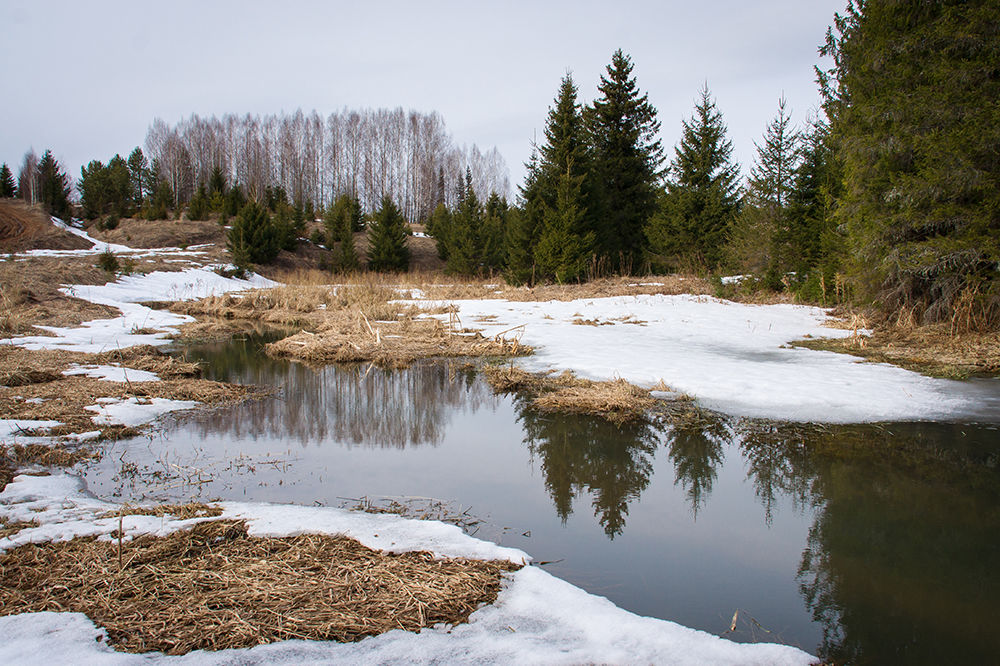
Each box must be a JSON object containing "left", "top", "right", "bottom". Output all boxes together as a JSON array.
[
  {"left": 0, "top": 345, "right": 266, "bottom": 441},
  {"left": 0, "top": 443, "right": 98, "bottom": 492},
  {"left": 0, "top": 200, "right": 91, "bottom": 252},
  {"left": 0, "top": 519, "right": 519, "bottom": 654},
  {"left": 86, "top": 217, "right": 226, "bottom": 251},
  {"left": 482, "top": 365, "right": 656, "bottom": 424},
  {"left": 795, "top": 323, "right": 1000, "bottom": 379}
]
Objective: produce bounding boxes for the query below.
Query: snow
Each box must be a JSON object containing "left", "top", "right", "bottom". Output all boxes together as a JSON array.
[
  {"left": 6, "top": 267, "right": 277, "bottom": 353},
  {"left": 426, "top": 294, "right": 987, "bottom": 423},
  {"left": 85, "top": 397, "right": 200, "bottom": 427},
  {"left": 63, "top": 364, "right": 160, "bottom": 382},
  {"left": 0, "top": 473, "right": 814, "bottom": 665},
  {"left": 0, "top": 419, "right": 62, "bottom": 441}
]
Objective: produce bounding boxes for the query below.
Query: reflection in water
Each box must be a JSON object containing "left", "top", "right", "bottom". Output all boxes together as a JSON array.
[
  {"left": 188, "top": 351, "right": 498, "bottom": 449},
  {"left": 738, "top": 420, "right": 1000, "bottom": 665},
  {"left": 665, "top": 418, "right": 729, "bottom": 518},
  {"left": 102, "top": 335, "right": 1000, "bottom": 663},
  {"left": 517, "top": 400, "right": 663, "bottom": 539}
]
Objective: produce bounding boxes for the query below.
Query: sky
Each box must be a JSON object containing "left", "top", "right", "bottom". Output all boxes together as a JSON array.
[{"left": 1, "top": 0, "right": 846, "bottom": 194}]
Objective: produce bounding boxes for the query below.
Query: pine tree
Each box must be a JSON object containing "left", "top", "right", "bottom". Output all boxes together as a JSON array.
[
  {"left": 187, "top": 184, "right": 210, "bottom": 221},
  {"left": 445, "top": 171, "right": 484, "bottom": 275},
  {"left": 126, "top": 147, "right": 148, "bottom": 209},
  {"left": 0, "top": 163, "right": 16, "bottom": 198},
  {"left": 36, "top": 150, "right": 71, "bottom": 219},
  {"left": 227, "top": 201, "right": 281, "bottom": 268},
  {"left": 823, "top": 0, "right": 1000, "bottom": 326},
  {"left": 367, "top": 195, "right": 410, "bottom": 272},
  {"left": 726, "top": 97, "right": 800, "bottom": 285},
  {"left": 535, "top": 163, "right": 595, "bottom": 283},
  {"left": 648, "top": 85, "right": 740, "bottom": 271},
  {"left": 79, "top": 160, "right": 109, "bottom": 219},
  {"left": 324, "top": 194, "right": 360, "bottom": 271},
  {"left": 587, "top": 50, "right": 664, "bottom": 272},
  {"left": 506, "top": 149, "right": 544, "bottom": 284},
  {"left": 107, "top": 154, "right": 133, "bottom": 218}
]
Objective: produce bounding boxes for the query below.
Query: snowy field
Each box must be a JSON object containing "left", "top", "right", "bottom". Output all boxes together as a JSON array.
[
  {"left": 3, "top": 215, "right": 991, "bottom": 661},
  {"left": 427, "top": 295, "right": 994, "bottom": 423}
]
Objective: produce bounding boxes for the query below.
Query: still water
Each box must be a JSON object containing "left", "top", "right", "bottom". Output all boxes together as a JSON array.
[{"left": 81, "top": 336, "right": 1000, "bottom": 664}]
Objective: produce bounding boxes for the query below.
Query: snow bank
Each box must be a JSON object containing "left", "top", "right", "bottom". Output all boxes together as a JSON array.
[
  {"left": 0, "top": 473, "right": 814, "bottom": 665},
  {"left": 431, "top": 294, "right": 984, "bottom": 423},
  {"left": 85, "top": 397, "right": 200, "bottom": 427},
  {"left": 0, "top": 419, "right": 62, "bottom": 440},
  {"left": 6, "top": 267, "right": 277, "bottom": 353},
  {"left": 63, "top": 364, "right": 160, "bottom": 382}
]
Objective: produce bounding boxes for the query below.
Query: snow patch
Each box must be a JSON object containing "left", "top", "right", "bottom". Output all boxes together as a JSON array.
[
  {"left": 84, "top": 397, "right": 200, "bottom": 427},
  {"left": 63, "top": 364, "right": 160, "bottom": 383}
]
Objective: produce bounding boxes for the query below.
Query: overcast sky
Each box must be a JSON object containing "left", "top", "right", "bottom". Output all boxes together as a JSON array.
[{"left": 1, "top": 0, "right": 845, "bottom": 193}]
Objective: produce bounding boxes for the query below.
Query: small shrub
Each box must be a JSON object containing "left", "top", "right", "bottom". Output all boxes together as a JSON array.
[
  {"left": 310, "top": 228, "right": 326, "bottom": 246},
  {"left": 97, "top": 249, "right": 120, "bottom": 274}
]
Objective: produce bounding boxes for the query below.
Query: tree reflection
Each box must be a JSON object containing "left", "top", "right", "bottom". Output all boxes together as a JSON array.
[
  {"left": 189, "top": 360, "right": 497, "bottom": 448},
  {"left": 518, "top": 403, "right": 663, "bottom": 539},
  {"left": 664, "top": 416, "right": 729, "bottom": 518},
  {"left": 740, "top": 420, "right": 1000, "bottom": 664}
]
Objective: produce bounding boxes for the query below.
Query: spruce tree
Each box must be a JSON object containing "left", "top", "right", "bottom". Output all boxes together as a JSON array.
[
  {"left": 187, "top": 184, "right": 210, "bottom": 221},
  {"left": 0, "top": 163, "right": 16, "bottom": 198},
  {"left": 823, "top": 0, "right": 1000, "bottom": 326},
  {"left": 227, "top": 201, "right": 281, "bottom": 268},
  {"left": 726, "top": 97, "right": 800, "bottom": 285},
  {"left": 535, "top": 163, "right": 595, "bottom": 283},
  {"left": 648, "top": 85, "right": 740, "bottom": 271},
  {"left": 587, "top": 50, "right": 664, "bottom": 272},
  {"left": 324, "top": 194, "right": 360, "bottom": 271},
  {"left": 126, "top": 147, "right": 148, "bottom": 209},
  {"left": 506, "top": 149, "right": 544, "bottom": 284},
  {"left": 36, "top": 150, "right": 71, "bottom": 219},
  {"left": 445, "top": 171, "right": 484, "bottom": 275},
  {"left": 426, "top": 202, "right": 452, "bottom": 260},
  {"left": 367, "top": 195, "right": 410, "bottom": 272}
]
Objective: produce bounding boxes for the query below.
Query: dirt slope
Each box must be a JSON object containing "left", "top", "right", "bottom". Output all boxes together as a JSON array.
[{"left": 0, "top": 200, "right": 92, "bottom": 252}]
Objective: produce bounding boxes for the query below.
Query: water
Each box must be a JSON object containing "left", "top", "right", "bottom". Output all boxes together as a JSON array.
[{"left": 82, "top": 336, "right": 1000, "bottom": 664}]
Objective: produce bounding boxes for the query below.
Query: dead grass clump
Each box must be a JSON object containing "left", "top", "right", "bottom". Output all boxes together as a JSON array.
[
  {"left": 483, "top": 365, "right": 655, "bottom": 423},
  {"left": 97, "top": 503, "right": 223, "bottom": 520},
  {"left": 0, "top": 519, "right": 519, "bottom": 654},
  {"left": 91, "top": 346, "right": 201, "bottom": 379},
  {"left": 86, "top": 217, "right": 225, "bottom": 250},
  {"left": 795, "top": 320, "right": 1000, "bottom": 379},
  {"left": 0, "top": 518, "right": 38, "bottom": 539},
  {"left": 0, "top": 443, "right": 97, "bottom": 490}
]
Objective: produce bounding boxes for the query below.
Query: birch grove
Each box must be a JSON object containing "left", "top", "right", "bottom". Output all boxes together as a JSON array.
[{"left": 145, "top": 108, "right": 509, "bottom": 221}]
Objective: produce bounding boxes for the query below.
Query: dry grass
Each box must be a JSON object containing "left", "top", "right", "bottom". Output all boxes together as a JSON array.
[
  {"left": 0, "top": 443, "right": 98, "bottom": 491},
  {"left": 1, "top": 372, "right": 266, "bottom": 440},
  {"left": 797, "top": 316, "right": 1000, "bottom": 379},
  {"left": 483, "top": 365, "right": 656, "bottom": 424},
  {"left": 0, "top": 518, "right": 38, "bottom": 540},
  {"left": 0, "top": 256, "right": 120, "bottom": 334},
  {"left": 86, "top": 217, "right": 226, "bottom": 251},
  {"left": 97, "top": 503, "right": 223, "bottom": 520},
  {"left": 0, "top": 200, "right": 91, "bottom": 253},
  {"left": 0, "top": 346, "right": 198, "bottom": 387},
  {"left": 0, "top": 519, "right": 519, "bottom": 654}
]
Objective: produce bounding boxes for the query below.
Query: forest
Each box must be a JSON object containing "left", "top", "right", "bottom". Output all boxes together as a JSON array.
[{"left": 3, "top": 0, "right": 997, "bottom": 331}]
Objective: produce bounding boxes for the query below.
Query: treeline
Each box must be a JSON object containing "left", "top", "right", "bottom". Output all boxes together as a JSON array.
[{"left": 144, "top": 109, "right": 508, "bottom": 221}]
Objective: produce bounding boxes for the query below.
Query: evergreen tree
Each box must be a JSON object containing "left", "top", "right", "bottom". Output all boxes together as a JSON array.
[
  {"left": 648, "top": 85, "right": 740, "bottom": 271},
  {"left": 126, "top": 147, "right": 148, "bottom": 209},
  {"left": 445, "top": 171, "right": 484, "bottom": 275},
  {"left": 187, "top": 184, "right": 210, "bottom": 221},
  {"left": 506, "top": 149, "right": 544, "bottom": 284},
  {"left": 482, "top": 191, "right": 508, "bottom": 272},
  {"left": 324, "top": 194, "right": 360, "bottom": 271},
  {"left": 786, "top": 118, "right": 845, "bottom": 303},
  {"left": 823, "top": 0, "right": 1000, "bottom": 326},
  {"left": 106, "top": 154, "right": 133, "bottom": 218},
  {"left": 79, "top": 160, "right": 108, "bottom": 219},
  {"left": 535, "top": 162, "right": 595, "bottom": 283},
  {"left": 367, "top": 195, "right": 410, "bottom": 272},
  {"left": 727, "top": 97, "right": 800, "bottom": 286},
  {"left": 0, "top": 163, "right": 16, "bottom": 198},
  {"left": 36, "top": 150, "right": 71, "bottom": 219},
  {"left": 227, "top": 201, "right": 281, "bottom": 268},
  {"left": 587, "top": 50, "right": 665, "bottom": 272},
  {"left": 426, "top": 202, "right": 452, "bottom": 260}
]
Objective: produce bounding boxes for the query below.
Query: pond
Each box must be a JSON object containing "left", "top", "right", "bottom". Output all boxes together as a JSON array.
[{"left": 80, "top": 335, "right": 1000, "bottom": 665}]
